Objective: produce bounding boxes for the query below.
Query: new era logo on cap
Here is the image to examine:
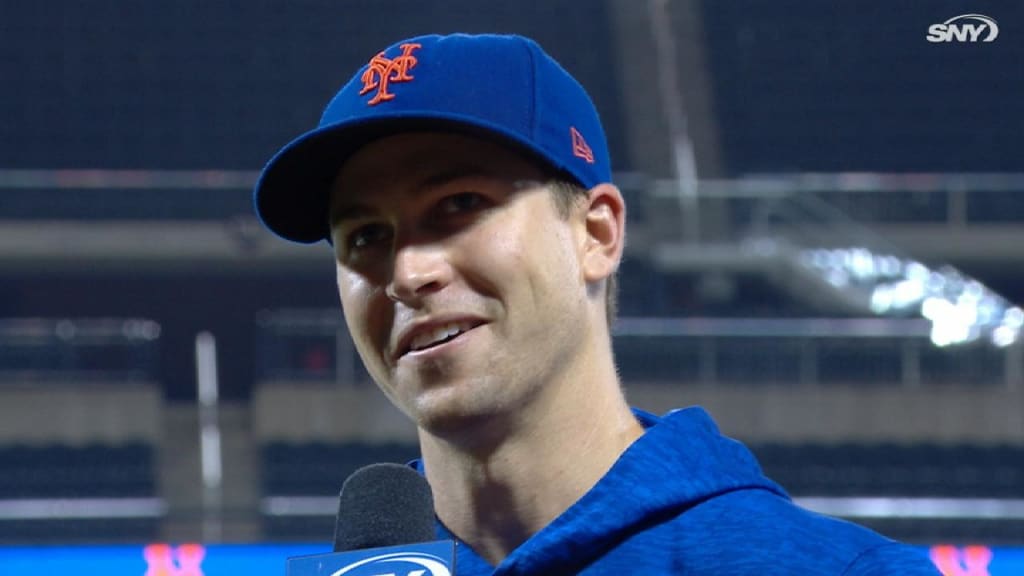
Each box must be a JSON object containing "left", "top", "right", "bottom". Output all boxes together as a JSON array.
[{"left": 571, "top": 127, "right": 595, "bottom": 164}]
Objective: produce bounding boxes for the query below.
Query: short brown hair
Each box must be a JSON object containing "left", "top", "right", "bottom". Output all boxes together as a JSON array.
[{"left": 547, "top": 180, "right": 619, "bottom": 327}]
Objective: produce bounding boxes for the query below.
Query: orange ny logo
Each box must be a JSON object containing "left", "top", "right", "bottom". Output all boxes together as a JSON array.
[
  {"left": 929, "top": 545, "right": 992, "bottom": 576},
  {"left": 359, "top": 43, "right": 422, "bottom": 106},
  {"left": 143, "top": 543, "right": 206, "bottom": 576}
]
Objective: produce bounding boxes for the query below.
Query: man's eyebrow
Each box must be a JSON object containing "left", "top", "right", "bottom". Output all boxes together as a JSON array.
[{"left": 329, "top": 202, "right": 376, "bottom": 226}]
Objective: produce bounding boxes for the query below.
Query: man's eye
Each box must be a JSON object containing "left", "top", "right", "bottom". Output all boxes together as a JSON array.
[
  {"left": 347, "top": 223, "right": 391, "bottom": 250},
  {"left": 438, "top": 192, "right": 486, "bottom": 214}
]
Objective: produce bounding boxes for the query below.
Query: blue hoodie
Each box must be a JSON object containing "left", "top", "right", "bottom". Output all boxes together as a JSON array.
[{"left": 423, "top": 407, "right": 940, "bottom": 575}]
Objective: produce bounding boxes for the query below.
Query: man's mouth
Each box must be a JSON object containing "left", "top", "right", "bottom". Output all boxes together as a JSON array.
[{"left": 406, "top": 321, "right": 480, "bottom": 354}]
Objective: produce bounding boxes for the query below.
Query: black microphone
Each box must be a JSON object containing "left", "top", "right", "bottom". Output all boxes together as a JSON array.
[
  {"left": 287, "top": 463, "right": 456, "bottom": 576},
  {"left": 333, "top": 462, "right": 436, "bottom": 551}
]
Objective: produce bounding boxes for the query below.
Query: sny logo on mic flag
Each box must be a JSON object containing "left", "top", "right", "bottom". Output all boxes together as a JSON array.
[
  {"left": 330, "top": 551, "right": 451, "bottom": 576},
  {"left": 287, "top": 541, "right": 454, "bottom": 576}
]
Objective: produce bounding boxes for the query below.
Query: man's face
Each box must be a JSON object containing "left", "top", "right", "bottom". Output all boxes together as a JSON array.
[{"left": 329, "top": 132, "right": 592, "bottom": 435}]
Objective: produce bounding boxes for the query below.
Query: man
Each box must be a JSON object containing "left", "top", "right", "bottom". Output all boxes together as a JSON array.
[{"left": 255, "top": 33, "right": 939, "bottom": 575}]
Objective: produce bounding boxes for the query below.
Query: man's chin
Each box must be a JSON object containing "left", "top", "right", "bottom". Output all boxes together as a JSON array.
[{"left": 412, "top": 393, "right": 509, "bottom": 448}]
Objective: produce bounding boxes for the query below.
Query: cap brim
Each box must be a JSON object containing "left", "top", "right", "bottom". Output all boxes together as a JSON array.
[
  {"left": 254, "top": 113, "right": 575, "bottom": 244},
  {"left": 254, "top": 117, "right": 420, "bottom": 245}
]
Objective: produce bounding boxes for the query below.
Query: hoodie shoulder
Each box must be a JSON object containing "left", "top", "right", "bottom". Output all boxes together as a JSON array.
[{"left": 684, "top": 488, "right": 938, "bottom": 574}]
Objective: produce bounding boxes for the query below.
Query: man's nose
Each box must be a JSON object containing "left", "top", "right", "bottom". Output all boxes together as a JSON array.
[{"left": 385, "top": 243, "right": 451, "bottom": 304}]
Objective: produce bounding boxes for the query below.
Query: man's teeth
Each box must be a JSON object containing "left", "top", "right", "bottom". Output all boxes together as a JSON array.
[{"left": 409, "top": 322, "right": 473, "bottom": 352}]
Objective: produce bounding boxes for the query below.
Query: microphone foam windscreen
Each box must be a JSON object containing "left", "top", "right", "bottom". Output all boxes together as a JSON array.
[{"left": 333, "top": 462, "right": 437, "bottom": 552}]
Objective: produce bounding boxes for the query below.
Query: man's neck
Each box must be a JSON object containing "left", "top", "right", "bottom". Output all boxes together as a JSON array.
[{"left": 418, "top": 354, "right": 644, "bottom": 566}]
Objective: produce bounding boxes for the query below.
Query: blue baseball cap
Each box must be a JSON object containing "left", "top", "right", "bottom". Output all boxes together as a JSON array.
[{"left": 253, "top": 33, "right": 612, "bottom": 243}]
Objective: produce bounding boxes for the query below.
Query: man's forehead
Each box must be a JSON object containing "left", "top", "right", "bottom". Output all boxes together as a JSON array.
[{"left": 330, "top": 132, "right": 549, "bottom": 207}]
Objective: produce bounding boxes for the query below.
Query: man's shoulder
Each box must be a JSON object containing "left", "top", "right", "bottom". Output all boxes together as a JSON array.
[{"left": 632, "top": 488, "right": 938, "bottom": 574}]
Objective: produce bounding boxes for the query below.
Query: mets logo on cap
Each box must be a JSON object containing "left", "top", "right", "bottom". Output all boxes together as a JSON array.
[{"left": 359, "top": 43, "right": 421, "bottom": 105}]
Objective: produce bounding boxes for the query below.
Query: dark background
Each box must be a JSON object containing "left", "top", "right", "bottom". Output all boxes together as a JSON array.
[{"left": 1, "top": 0, "right": 1020, "bottom": 400}]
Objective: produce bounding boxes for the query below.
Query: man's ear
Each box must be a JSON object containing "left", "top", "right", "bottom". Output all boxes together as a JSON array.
[{"left": 580, "top": 183, "right": 626, "bottom": 283}]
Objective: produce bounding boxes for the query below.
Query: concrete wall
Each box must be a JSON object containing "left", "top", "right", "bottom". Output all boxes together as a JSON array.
[
  {"left": 251, "top": 381, "right": 1024, "bottom": 446},
  {"left": 628, "top": 383, "right": 1024, "bottom": 445},
  {"left": 160, "top": 403, "right": 261, "bottom": 542},
  {"left": 252, "top": 382, "right": 416, "bottom": 444},
  {"left": 0, "top": 382, "right": 161, "bottom": 444}
]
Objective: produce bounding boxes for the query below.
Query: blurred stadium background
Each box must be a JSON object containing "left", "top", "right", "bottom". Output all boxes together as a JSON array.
[{"left": 1, "top": 0, "right": 1022, "bottom": 573}]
